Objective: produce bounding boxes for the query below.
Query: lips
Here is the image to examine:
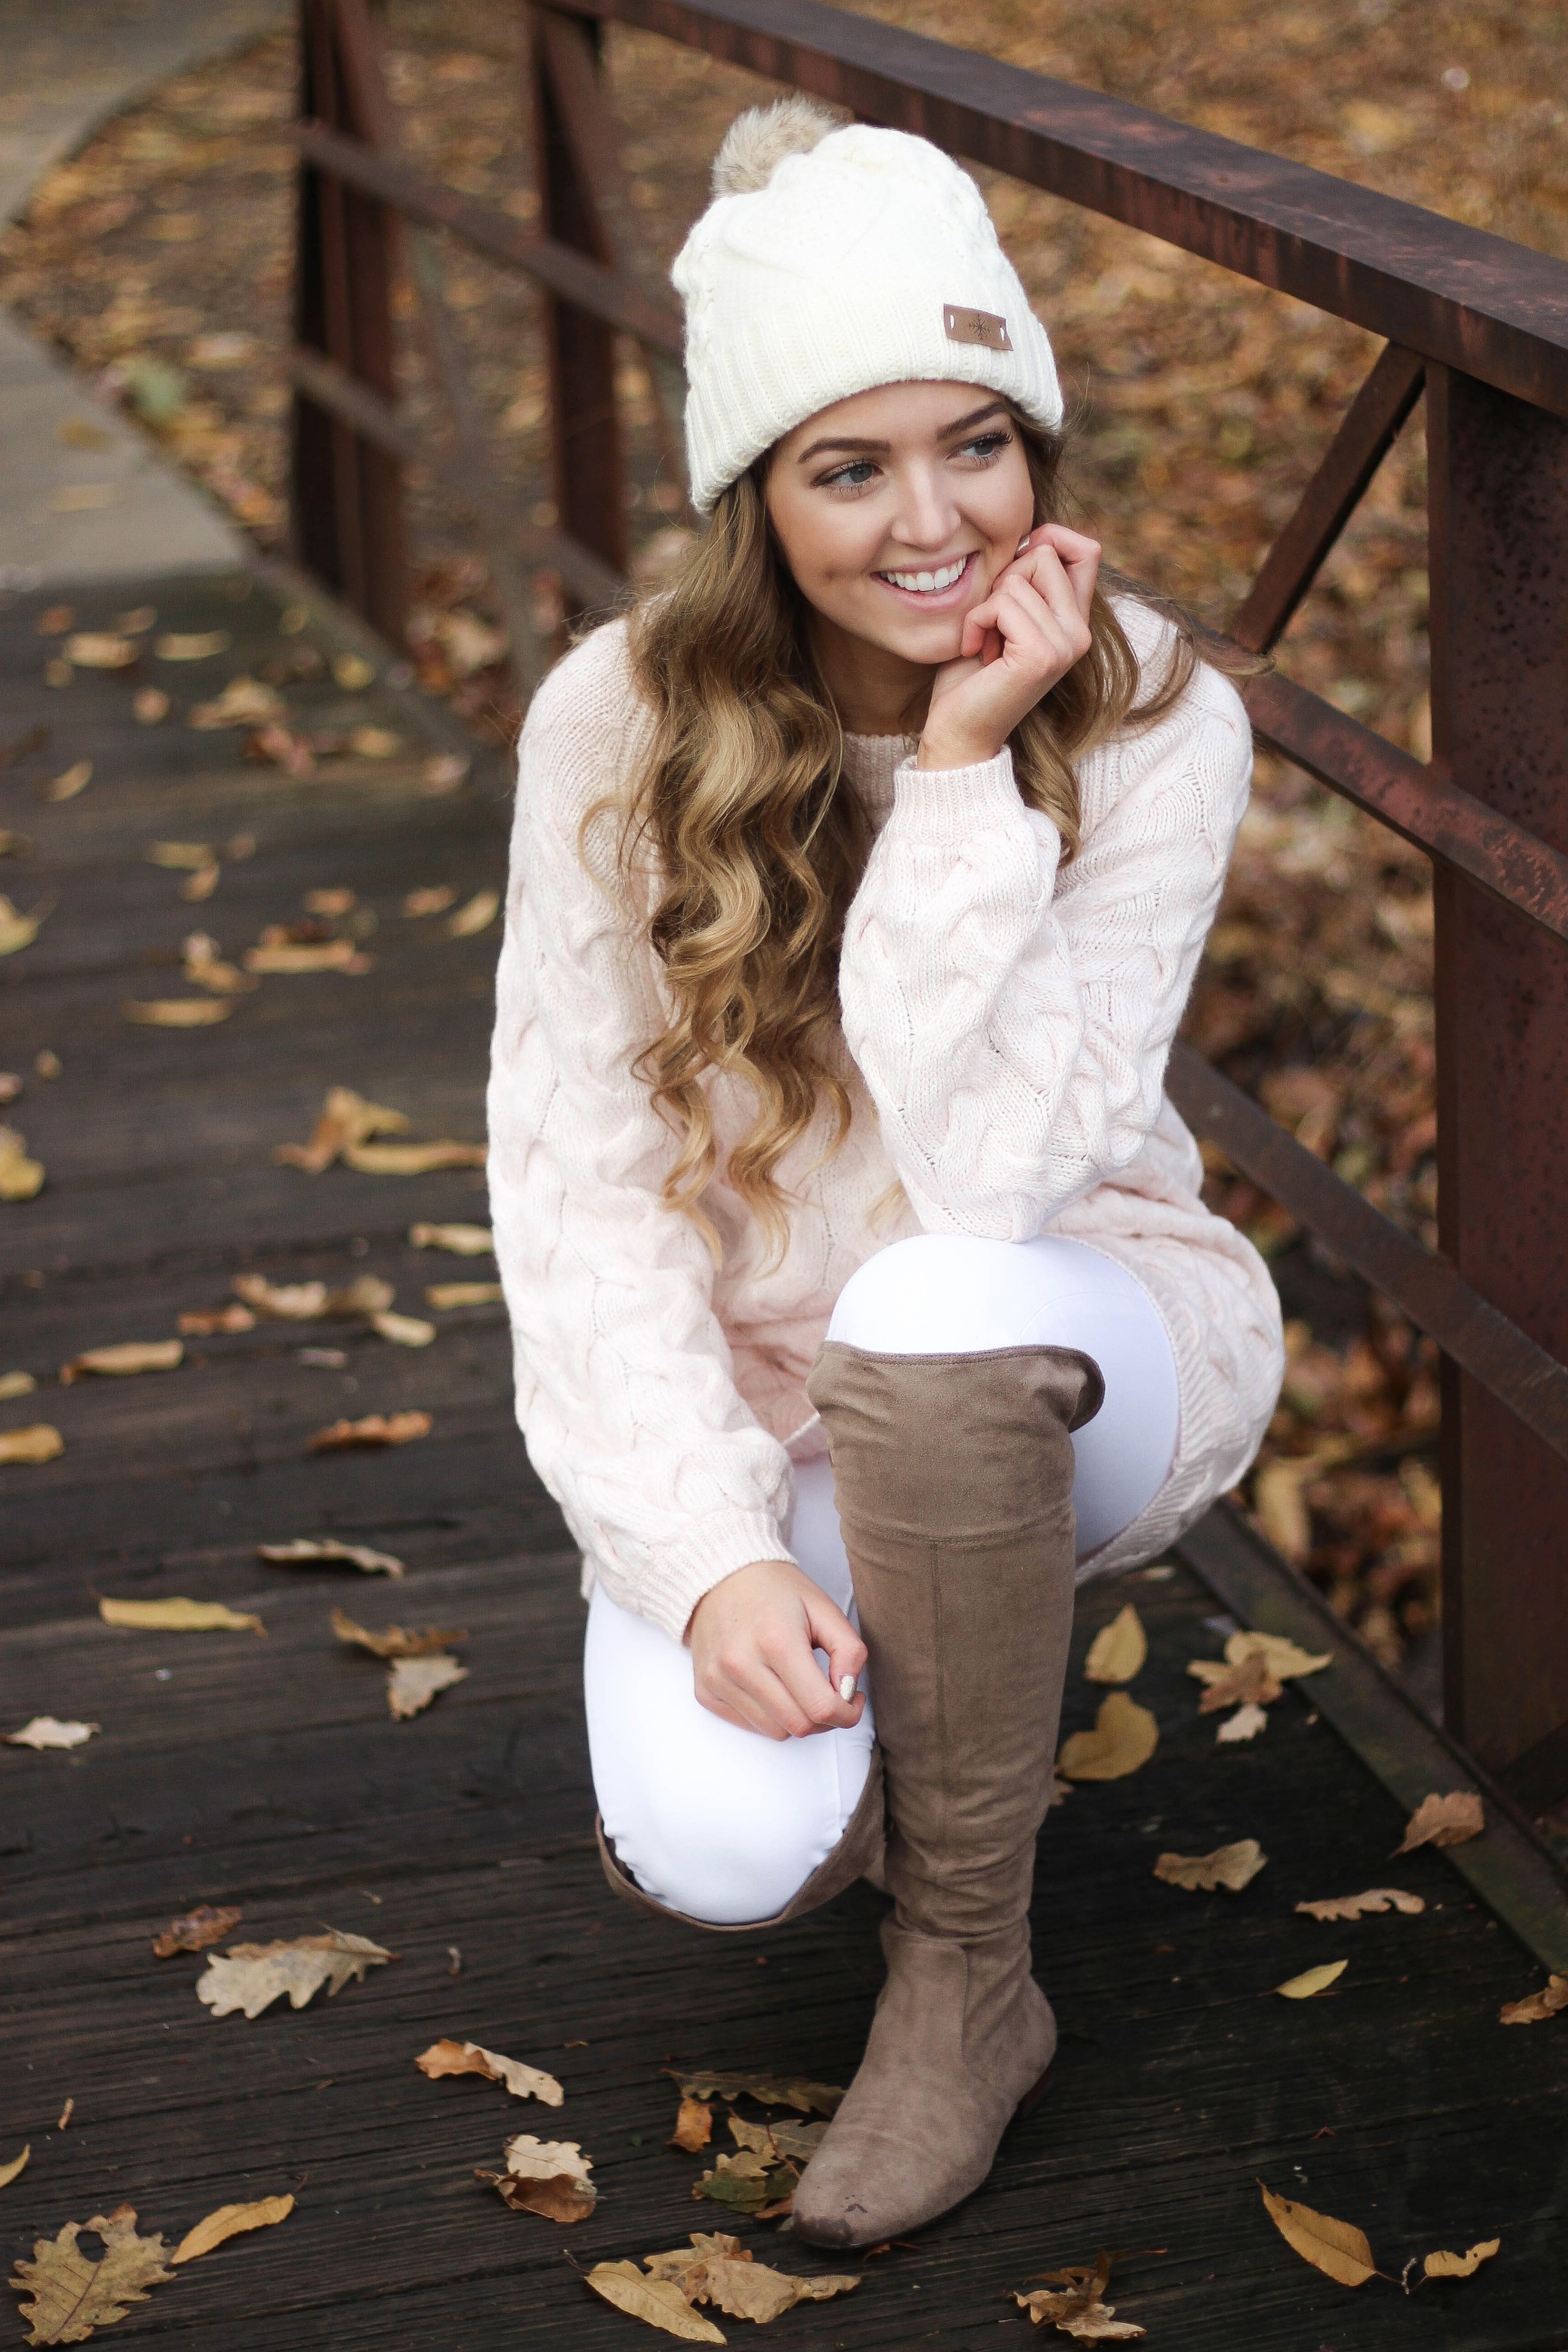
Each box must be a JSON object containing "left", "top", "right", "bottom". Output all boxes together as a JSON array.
[{"left": 873, "top": 550, "right": 978, "bottom": 606}]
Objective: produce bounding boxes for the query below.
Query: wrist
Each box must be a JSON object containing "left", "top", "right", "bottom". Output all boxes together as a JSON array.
[{"left": 916, "top": 730, "right": 1004, "bottom": 772}]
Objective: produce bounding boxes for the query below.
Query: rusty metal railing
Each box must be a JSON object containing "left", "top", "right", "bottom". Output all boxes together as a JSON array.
[{"left": 287, "top": 0, "right": 1568, "bottom": 1813}]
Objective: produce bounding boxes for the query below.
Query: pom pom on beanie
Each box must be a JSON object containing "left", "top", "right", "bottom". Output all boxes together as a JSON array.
[{"left": 673, "top": 99, "right": 1064, "bottom": 512}]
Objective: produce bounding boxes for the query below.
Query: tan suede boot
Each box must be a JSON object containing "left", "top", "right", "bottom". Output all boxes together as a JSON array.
[{"left": 789, "top": 1339, "right": 1102, "bottom": 2248}]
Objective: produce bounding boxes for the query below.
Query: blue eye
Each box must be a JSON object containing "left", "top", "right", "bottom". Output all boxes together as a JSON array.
[
  {"left": 961, "top": 431, "right": 1011, "bottom": 461},
  {"left": 821, "top": 459, "right": 879, "bottom": 492}
]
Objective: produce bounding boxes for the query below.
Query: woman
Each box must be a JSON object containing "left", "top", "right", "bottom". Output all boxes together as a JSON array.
[{"left": 486, "top": 96, "right": 1285, "bottom": 2249}]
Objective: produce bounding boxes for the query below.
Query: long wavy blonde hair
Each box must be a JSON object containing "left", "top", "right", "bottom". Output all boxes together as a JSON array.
[{"left": 593, "top": 404, "right": 1261, "bottom": 1261}]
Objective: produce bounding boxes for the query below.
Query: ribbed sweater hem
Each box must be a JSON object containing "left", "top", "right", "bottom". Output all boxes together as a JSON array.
[{"left": 612, "top": 1509, "right": 794, "bottom": 1645}]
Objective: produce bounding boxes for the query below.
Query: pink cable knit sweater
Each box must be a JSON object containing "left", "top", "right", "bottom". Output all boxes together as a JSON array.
[{"left": 485, "top": 593, "right": 1285, "bottom": 1642}]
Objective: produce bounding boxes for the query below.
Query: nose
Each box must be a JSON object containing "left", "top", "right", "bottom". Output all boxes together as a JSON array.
[{"left": 885, "top": 461, "right": 961, "bottom": 557}]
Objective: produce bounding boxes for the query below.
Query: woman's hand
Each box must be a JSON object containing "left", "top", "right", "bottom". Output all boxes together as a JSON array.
[
  {"left": 687, "top": 1559, "right": 867, "bottom": 1741},
  {"left": 917, "top": 522, "right": 1101, "bottom": 772}
]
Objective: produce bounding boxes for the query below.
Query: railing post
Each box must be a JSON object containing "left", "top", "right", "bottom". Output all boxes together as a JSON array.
[
  {"left": 1427, "top": 364, "right": 1568, "bottom": 1807},
  {"left": 292, "top": 0, "right": 407, "bottom": 643},
  {"left": 527, "top": 5, "right": 629, "bottom": 599}
]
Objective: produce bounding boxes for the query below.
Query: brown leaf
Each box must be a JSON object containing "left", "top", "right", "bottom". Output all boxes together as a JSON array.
[
  {"left": 583, "top": 2261, "right": 726, "bottom": 2341},
  {"left": 181, "top": 935, "right": 256, "bottom": 995},
  {"left": 409, "top": 1220, "right": 493, "bottom": 1255},
  {"left": 341, "top": 1140, "right": 486, "bottom": 1175},
  {"left": 1192, "top": 1652, "right": 1284, "bottom": 1714},
  {"left": 6, "top": 1718, "right": 98, "bottom": 1751},
  {"left": 643, "top": 2233, "right": 859, "bottom": 2323},
  {"left": 122, "top": 997, "right": 232, "bottom": 1027},
  {"left": 1225, "top": 1632, "right": 1331, "bottom": 1681},
  {"left": 190, "top": 677, "right": 284, "bottom": 730},
  {"left": 0, "top": 1425, "right": 63, "bottom": 1465},
  {"left": 446, "top": 888, "right": 499, "bottom": 938},
  {"left": 1295, "top": 1889, "right": 1425, "bottom": 1922},
  {"left": 1153, "top": 1838, "right": 1266, "bottom": 1893},
  {"left": 0, "top": 1127, "right": 45, "bottom": 1199},
  {"left": 1498, "top": 1973, "right": 1568, "bottom": 2025},
  {"left": 1275, "top": 1960, "right": 1348, "bottom": 2000},
  {"left": 41, "top": 761, "right": 92, "bottom": 803},
  {"left": 416, "top": 2039, "right": 562, "bottom": 2106},
  {"left": 169, "top": 2194, "right": 293, "bottom": 2266},
  {"left": 60, "top": 1340, "right": 182, "bottom": 1383},
  {"left": 480, "top": 2132, "right": 595, "bottom": 2222},
  {"left": 670, "top": 2095, "right": 713, "bottom": 2152},
  {"left": 426, "top": 1283, "right": 503, "bottom": 1309},
  {"left": 132, "top": 688, "right": 169, "bottom": 724},
  {"left": 1259, "top": 2183, "right": 1376, "bottom": 2287},
  {"left": 11, "top": 2204, "right": 174, "bottom": 2343},
  {"left": 100, "top": 1597, "right": 262, "bottom": 1635},
  {"left": 1014, "top": 2250, "right": 1144, "bottom": 2340},
  {"left": 0, "top": 2147, "right": 29, "bottom": 2191},
  {"left": 156, "top": 631, "right": 231, "bottom": 661},
  {"left": 1083, "top": 1603, "right": 1146, "bottom": 1685},
  {"left": 691, "top": 2148, "right": 798, "bottom": 2218},
  {"left": 274, "top": 1086, "right": 408, "bottom": 1173},
  {"left": 348, "top": 725, "right": 401, "bottom": 759},
  {"left": 309, "top": 1411, "right": 431, "bottom": 1452},
  {"left": 1423, "top": 2239, "right": 1500, "bottom": 2279},
  {"left": 258, "top": 1538, "right": 404, "bottom": 1577},
  {"left": 0, "top": 1370, "right": 34, "bottom": 1396},
  {"left": 177, "top": 1304, "right": 255, "bottom": 1335},
  {"left": 179, "top": 863, "right": 220, "bottom": 903},
  {"left": 153, "top": 1906, "right": 242, "bottom": 1958},
  {"left": 243, "top": 938, "right": 372, "bottom": 976},
  {"left": 1396, "top": 1791, "right": 1484, "bottom": 1854},
  {"left": 369, "top": 1310, "right": 436, "bottom": 1348},
  {"left": 332, "top": 1607, "right": 466, "bottom": 1660},
  {"left": 196, "top": 1929, "right": 393, "bottom": 2018},
  {"left": 64, "top": 632, "right": 137, "bottom": 669},
  {"left": 144, "top": 840, "right": 217, "bottom": 869},
  {"left": 421, "top": 754, "right": 470, "bottom": 795},
  {"left": 387, "top": 1655, "right": 467, "bottom": 1720},
  {"left": 1056, "top": 1692, "right": 1159, "bottom": 1781},
  {"left": 666, "top": 2069, "right": 844, "bottom": 2117},
  {"left": 404, "top": 887, "right": 457, "bottom": 917}
]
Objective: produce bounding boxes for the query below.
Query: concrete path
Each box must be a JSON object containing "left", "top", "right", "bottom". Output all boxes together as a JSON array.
[{"left": 0, "top": 0, "right": 288, "bottom": 587}]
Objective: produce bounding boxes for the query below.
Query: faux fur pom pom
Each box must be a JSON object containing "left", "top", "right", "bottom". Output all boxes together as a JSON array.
[{"left": 710, "top": 95, "right": 839, "bottom": 196}]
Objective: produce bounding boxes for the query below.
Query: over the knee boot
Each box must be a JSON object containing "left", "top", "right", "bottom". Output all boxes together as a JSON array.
[{"left": 790, "top": 1339, "right": 1102, "bottom": 2247}]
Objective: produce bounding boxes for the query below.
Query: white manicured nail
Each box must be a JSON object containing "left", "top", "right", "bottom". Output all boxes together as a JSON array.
[{"left": 838, "top": 1673, "right": 857, "bottom": 1702}]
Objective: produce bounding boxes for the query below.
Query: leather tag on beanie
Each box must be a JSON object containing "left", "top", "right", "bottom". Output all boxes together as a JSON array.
[{"left": 944, "top": 302, "right": 1011, "bottom": 351}]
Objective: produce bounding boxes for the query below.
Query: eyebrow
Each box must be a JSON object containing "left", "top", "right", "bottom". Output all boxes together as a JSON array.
[{"left": 794, "top": 397, "right": 1010, "bottom": 466}]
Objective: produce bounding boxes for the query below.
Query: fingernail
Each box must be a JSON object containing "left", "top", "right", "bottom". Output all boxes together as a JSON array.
[{"left": 838, "top": 1673, "right": 857, "bottom": 1702}]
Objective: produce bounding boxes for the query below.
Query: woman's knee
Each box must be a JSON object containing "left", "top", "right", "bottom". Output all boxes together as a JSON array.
[
  {"left": 828, "top": 1231, "right": 1090, "bottom": 1356},
  {"left": 608, "top": 1784, "right": 843, "bottom": 1926}
]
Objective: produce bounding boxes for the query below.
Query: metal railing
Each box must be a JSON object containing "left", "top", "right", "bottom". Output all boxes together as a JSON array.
[{"left": 287, "top": 0, "right": 1568, "bottom": 1810}]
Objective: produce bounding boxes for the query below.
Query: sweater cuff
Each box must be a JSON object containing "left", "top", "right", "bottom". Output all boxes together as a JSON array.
[
  {"left": 632, "top": 1508, "right": 796, "bottom": 1646},
  {"left": 890, "top": 747, "right": 1046, "bottom": 844}
]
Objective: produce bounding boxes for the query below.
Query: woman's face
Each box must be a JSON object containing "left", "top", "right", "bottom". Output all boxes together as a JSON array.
[{"left": 764, "top": 380, "right": 1035, "bottom": 671}]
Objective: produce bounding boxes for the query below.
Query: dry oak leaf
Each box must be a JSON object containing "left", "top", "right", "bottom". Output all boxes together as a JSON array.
[
  {"left": 0, "top": 1425, "right": 64, "bottom": 1465},
  {"left": 370, "top": 1309, "right": 436, "bottom": 1348},
  {"left": 0, "top": 897, "right": 52, "bottom": 956},
  {"left": 426, "top": 1282, "right": 503, "bottom": 1309},
  {"left": 446, "top": 888, "right": 499, "bottom": 938},
  {"left": 168, "top": 2195, "right": 293, "bottom": 2267},
  {"left": 6, "top": 1718, "right": 98, "bottom": 1751},
  {"left": 61, "top": 1340, "right": 181, "bottom": 1383},
  {"left": 1056, "top": 1692, "right": 1159, "bottom": 1782},
  {"left": 1083, "top": 1603, "right": 1146, "bottom": 1685},
  {"left": 122, "top": 998, "right": 231, "bottom": 1027},
  {"left": 189, "top": 678, "right": 283, "bottom": 730},
  {"left": 665, "top": 2070, "right": 845, "bottom": 2118},
  {"left": 64, "top": 632, "right": 137, "bottom": 669},
  {"left": 341, "top": 1139, "right": 486, "bottom": 1175},
  {"left": 1424, "top": 2239, "right": 1500, "bottom": 2279},
  {"left": 178, "top": 1303, "right": 255, "bottom": 1336},
  {"left": 1014, "top": 2251, "right": 1143, "bottom": 2341},
  {"left": 197, "top": 1928, "right": 393, "bottom": 2018},
  {"left": 388, "top": 1655, "right": 467, "bottom": 1720},
  {"left": 1296, "top": 1889, "right": 1425, "bottom": 1922},
  {"left": 1499, "top": 1974, "right": 1568, "bottom": 2025},
  {"left": 309, "top": 1411, "right": 431, "bottom": 1452},
  {"left": 1191, "top": 1652, "right": 1283, "bottom": 1715},
  {"left": 244, "top": 938, "right": 372, "bottom": 977},
  {"left": 275, "top": 1085, "right": 408, "bottom": 1173},
  {"left": 724, "top": 2112, "right": 828, "bottom": 2167},
  {"left": 333, "top": 1608, "right": 467, "bottom": 1660},
  {"left": 691, "top": 2149, "right": 797, "bottom": 2219},
  {"left": 0, "top": 1127, "right": 45, "bottom": 1199},
  {"left": 154, "top": 1906, "right": 242, "bottom": 1957},
  {"left": 100, "top": 1598, "right": 262, "bottom": 1635},
  {"left": 156, "top": 631, "right": 230, "bottom": 661},
  {"left": 42, "top": 761, "right": 92, "bottom": 803},
  {"left": 643, "top": 2232, "right": 859, "bottom": 2324},
  {"left": 410, "top": 1220, "right": 492, "bottom": 1254},
  {"left": 0, "top": 2148, "right": 28, "bottom": 2191},
  {"left": 144, "top": 841, "right": 217, "bottom": 869},
  {"left": 416, "top": 2039, "right": 563, "bottom": 2106},
  {"left": 1229, "top": 1631, "right": 1331, "bottom": 1680},
  {"left": 1397, "top": 1791, "right": 1484, "bottom": 1854},
  {"left": 234, "top": 1273, "right": 393, "bottom": 1322},
  {"left": 479, "top": 2132, "right": 596, "bottom": 2223},
  {"left": 259, "top": 1537, "right": 405, "bottom": 1577},
  {"left": 1259, "top": 2183, "right": 1376, "bottom": 2287},
  {"left": 1276, "top": 1960, "right": 1348, "bottom": 2000},
  {"left": 1217, "top": 1702, "right": 1269, "bottom": 1743},
  {"left": 671, "top": 2095, "right": 713, "bottom": 2153},
  {"left": 583, "top": 2261, "right": 726, "bottom": 2343},
  {"left": 1153, "top": 1838, "right": 1266, "bottom": 1894},
  {"left": 181, "top": 935, "right": 255, "bottom": 995},
  {"left": 11, "top": 2204, "right": 174, "bottom": 2344}
]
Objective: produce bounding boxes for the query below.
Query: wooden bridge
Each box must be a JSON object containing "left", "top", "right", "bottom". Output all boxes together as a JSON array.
[{"left": 4, "top": 2, "right": 1568, "bottom": 2345}]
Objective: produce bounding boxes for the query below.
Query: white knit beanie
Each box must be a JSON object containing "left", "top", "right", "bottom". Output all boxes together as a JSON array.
[{"left": 672, "top": 97, "right": 1064, "bottom": 514}]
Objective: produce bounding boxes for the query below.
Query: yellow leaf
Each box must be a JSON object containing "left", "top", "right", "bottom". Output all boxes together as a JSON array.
[
  {"left": 403, "top": 886, "right": 456, "bottom": 916},
  {"left": 332, "top": 1607, "right": 466, "bottom": 1660},
  {"left": 12, "top": 2204, "right": 174, "bottom": 2342},
  {"left": 42, "top": 760, "right": 92, "bottom": 802},
  {"left": 64, "top": 632, "right": 136, "bottom": 669},
  {"left": 1275, "top": 1959, "right": 1348, "bottom": 2000},
  {"left": 258, "top": 1537, "right": 404, "bottom": 1577},
  {"left": 1225, "top": 1631, "right": 1331, "bottom": 1681},
  {"left": 243, "top": 939, "right": 371, "bottom": 975},
  {"left": 181, "top": 935, "right": 255, "bottom": 995},
  {"left": 409, "top": 1221, "right": 493, "bottom": 1255},
  {"left": 155, "top": 631, "right": 231, "bottom": 661},
  {"left": 197, "top": 1929, "right": 392, "bottom": 2017},
  {"left": 332, "top": 652, "right": 375, "bottom": 690},
  {"left": 1153, "top": 1838, "right": 1266, "bottom": 1893},
  {"left": 1396, "top": 1791, "right": 1484, "bottom": 1854},
  {"left": 1295, "top": 1889, "right": 1424, "bottom": 1922},
  {"left": 1259, "top": 2182, "right": 1376, "bottom": 2287},
  {"left": 6, "top": 1718, "right": 97, "bottom": 1750},
  {"left": 1252, "top": 1459, "right": 1314, "bottom": 1561},
  {"left": 0, "top": 1373, "right": 36, "bottom": 1400},
  {"left": 0, "top": 2146, "right": 28, "bottom": 2190},
  {"left": 416, "top": 2039, "right": 562, "bottom": 2106},
  {"left": 387, "top": 1654, "right": 467, "bottom": 1719},
  {"left": 348, "top": 724, "right": 401, "bottom": 758},
  {"left": 1083, "top": 1603, "right": 1146, "bottom": 1684},
  {"left": 145, "top": 840, "right": 218, "bottom": 868},
  {"left": 0, "top": 1127, "right": 45, "bottom": 1198},
  {"left": 446, "top": 888, "right": 499, "bottom": 938},
  {"left": 122, "top": 997, "right": 232, "bottom": 1026},
  {"left": 0, "top": 897, "right": 51, "bottom": 955},
  {"left": 0, "top": 1424, "right": 63, "bottom": 1465},
  {"left": 1193, "top": 1652, "right": 1282, "bottom": 1715},
  {"left": 309, "top": 1411, "right": 431, "bottom": 1452},
  {"left": 1499, "top": 1973, "right": 1568, "bottom": 2025},
  {"left": 670, "top": 2094, "right": 713, "bottom": 2152},
  {"left": 666, "top": 2069, "right": 844, "bottom": 2116},
  {"left": 485, "top": 2132, "right": 596, "bottom": 2222},
  {"left": 1056, "top": 1691, "right": 1159, "bottom": 1781},
  {"left": 188, "top": 677, "right": 283, "bottom": 730},
  {"left": 61, "top": 1339, "right": 182, "bottom": 1382},
  {"left": 100, "top": 1597, "right": 263, "bottom": 1634},
  {"left": 369, "top": 1310, "right": 436, "bottom": 1348},
  {"left": 583, "top": 2260, "right": 726, "bottom": 2341},
  {"left": 170, "top": 2193, "right": 294, "bottom": 2266},
  {"left": 274, "top": 1085, "right": 407, "bottom": 1172},
  {"left": 1423, "top": 2239, "right": 1500, "bottom": 2279},
  {"left": 341, "top": 1140, "right": 485, "bottom": 1174},
  {"left": 426, "top": 1282, "right": 503, "bottom": 1309}
]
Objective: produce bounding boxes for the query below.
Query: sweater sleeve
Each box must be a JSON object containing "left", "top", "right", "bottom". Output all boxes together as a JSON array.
[
  {"left": 485, "top": 626, "right": 795, "bottom": 1642},
  {"left": 837, "top": 636, "right": 1252, "bottom": 1240}
]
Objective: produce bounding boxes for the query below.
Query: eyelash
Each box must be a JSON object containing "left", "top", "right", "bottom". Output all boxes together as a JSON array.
[{"left": 818, "top": 429, "right": 1014, "bottom": 497}]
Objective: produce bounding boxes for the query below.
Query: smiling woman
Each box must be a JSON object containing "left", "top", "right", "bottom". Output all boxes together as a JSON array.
[{"left": 485, "top": 93, "right": 1285, "bottom": 2257}]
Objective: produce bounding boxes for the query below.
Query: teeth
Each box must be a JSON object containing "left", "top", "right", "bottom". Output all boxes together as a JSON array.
[{"left": 879, "top": 556, "right": 967, "bottom": 593}]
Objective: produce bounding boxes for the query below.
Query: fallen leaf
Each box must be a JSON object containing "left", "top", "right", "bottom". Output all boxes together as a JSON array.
[
  {"left": 1226, "top": 1631, "right": 1331, "bottom": 1681},
  {"left": 671, "top": 2096, "right": 713, "bottom": 2152},
  {"left": 1056, "top": 1691, "right": 1159, "bottom": 1781},
  {"left": 1217, "top": 1701, "right": 1269, "bottom": 1743},
  {"left": 145, "top": 840, "right": 216, "bottom": 869},
  {"left": 1252, "top": 1458, "right": 1316, "bottom": 1562},
  {"left": 416, "top": 2039, "right": 563, "bottom": 2106},
  {"left": 275, "top": 1086, "right": 408, "bottom": 1172},
  {"left": 156, "top": 631, "right": 231, "bottom": 661},
  {"left": 341, "top": 1140, "right": 486, "bottom": 1174},
  {"left": 6, "top": 1718, "right": 98, "bottom": 1751},
  {"left": 153, "top": 1906, "right": 242, "bottom": 1957},
  {"left": 370, "top": 1310, "right": 436, "bottom": 1348},
  {"left": 309, "top": 1411, "right": 431, "bottom": 1452},
  {"left": 0, "top": 898, "right": 51, "bottom": 955},
  {"left": 56, "top": 2101, "right": 72, "bottom": 2133},
  {"left": 0, "top": 1128, "right": 45, "bottom": 1198},
  {"left": 642, "top": 2232, "right": 860, "bottom": 2323},
  {"left": 35, "top": 607, "right": 74, "bottom": 634},
  {"left": 583, "top": 2260, "right": 726, "bottom": 2341},
  {"left": 404, "top": 886, "right": 456, "bottom": 916},
  {"left": 244, "top": 938, "right": 372, "bottom": 975},
  {"left": 410, "top": 1220, "right": 493, "bottom": 1255},
  {"left": 0, "top": 832, "right": 34, "bottom": 857},
  {"left": 1423, "top": 2239, "right": 1500, "bottom": 2279},
  {"left": 1396, "top": 1791, "right": 1484, "bottom": 1853},
  {"left": 42, "top": 761, "right": 92, "bottom": 803},
  {"left": 180, "top": 863, "right": 220, "bottom": 902},
  {"left": 64, "top": 633, "right": 136, "bottom": 669},
  {"left": 132, "top": 688, "right": 170, "bottom": 723},
  {"left": 61, "top": 1340, "right": 182, "bottom": 1383},
  {"left": 0, "top": 1372, "right": 34, "bottom": 1398},
  {"left": 169, "top": 2195, "right": 293, "bottom": 2267},
  {"left": 0, "top": 1425, "right": 64, "bottom": 1465},
  {"left": 1276, "top": 1960, "right": 1348, "bottom": 1999},
  {"left": 189, "top": 678, "right": 284, "bottom": 730},
  {"left": 11, "top": 2204, "right": 174, "bottom": 2342},
  {"left": 0, "top": 2148, "right": 28, "bottom": 2190},
  {"left": 1296, "top": 1889, "right": 1425, "bottom": 1922},
  {"left": 348, "top": 724, "right": 402, "bottom": 759},
  {"left": 387, "top": 1655, "right": 467, "bottom": 1719},
  {"left": 122, "top": 999, "right": 232, "bottom": 1026},
  {"left": 1191, "top": 1652, "right": 1284, "bottom": 1714},
  {"left": 1259, "top": 2183, "right": 1377, "bottom": 2287},
  {"left": 1083, "top": 1603, "right": 1146, "bottom": 1685},
  {"left": 177, "top": 1304, "right": 255, "bottom": 1335},
  {"left": 99, "top": 1598, "right": 262, "bottom": 1634},
  {"left": 666, "top": 2070, "right": 844, "bottom": 2117},
  {"left": 197, "top": 1929, "right": 393, "bottom": 2018},
  {"left": 446, "top": 888, "right": 499, "bottom": 938},
  {"left": 1013, "top": 2251, "right": 1144, "bottom": 2340},
  {"left": 35, "top": 1050, "right": 60, "bottom": 1078},
  {"left": 181, "top": 935, "right": 254, "bottom": 995},
  {"left": 426, "top": 1282, "right": 503, "bottom": 1308},
  {"left": 479, "top": 2133, "right": 596, "bottom": 2222},
  {"left": 332, "top": 1607, "right": 466, "bottom": 1659},
  {"left": 331, "top": 652, "right": 376, "bottom": 691},
  {"left": 259, "top": 1538, "right": 405, "bottom": 1577},
  {"left": 1499, "top": 1973, "right": 1568, "bottom": 2024},
  {"left": 691, "top": 2148, "right": 798, "bottom": 2218},
  {"left": 232, "top": 1273, "right": 392, "bottom": 1320},
  {"left": 724, "top": 2111, "right": 827, "bottom": 2165},
  {"left": 1154, "top": 1838, "right": 1266, "bottom": 1893},
  {"left": 421, "top": 753, "right": 470, "bottom": 794}
]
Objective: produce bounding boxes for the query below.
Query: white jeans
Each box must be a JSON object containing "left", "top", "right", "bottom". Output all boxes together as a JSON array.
[{"left": 583, "top": 1232, "right": 1180, "bottom": 1926}]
